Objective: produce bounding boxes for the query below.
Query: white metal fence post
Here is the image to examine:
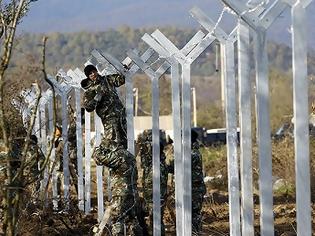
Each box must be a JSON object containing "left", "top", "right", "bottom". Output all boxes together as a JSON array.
[
  {"left": 254, "top": 27, "right": 274, "bottom": 235},
  {"left": 220, "top": 1, "right": 289, "bottom": 234},
  {"left": 238, "top": 19, "right": 254, "bottom": 236},
  {"left": 84, "top": 105, "right": 92, "bottom": 213},
  {"left": 148, "top": 24, "right": 221, "bottom": 234},
  {"left": 190, "top": 7, "right": 240, "bottom": 235},
  {"left": 95, "top": 114, "right": 104, "bottom": 222},
  {"left": 142, "top": 29, "right": 209, "bottom": 236},
  {"left": 39, "top": 91, "right": 50, "bottom": 203},
  {"left": 126, "top": 49, "right": 170, "bottom": 236},
  {"left": 290, "top": 1, "right": 312, "bottom": 235},
  {"left": 47, "top": 91, "right": 58, "bottom": 210},
  {"left": 48, "top": 74, "right": 73, "bottom": 209},
  {"left": 67, "top": 68, "right": 86, "bottom": 211},
  {"left": 223, "top": 39, "right": 241, "bottom": 236}
]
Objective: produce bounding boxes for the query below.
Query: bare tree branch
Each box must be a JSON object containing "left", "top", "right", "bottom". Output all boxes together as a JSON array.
[
  {"left": 0, "top": 1, "right": 40, "bottom": 235},
  {"left": 11, "top": 83, "right": 41, "bottom": 183},
  {"left": 40, "top": 36, "right": 58, "bottom": 196}
]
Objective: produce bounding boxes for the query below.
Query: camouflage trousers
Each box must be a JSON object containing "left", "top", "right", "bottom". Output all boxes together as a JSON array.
[
  {"left": 110, "top": 170, "right": 143, "bottom": 236},
  {"left": 165, "top": 179, "right": 205, "bottom": 235},
  {"left": 141, "top": 179, "right": 167, "bottom": 235},
  {"left": 93, "top": 146, "right": 142, "bottom": 235},
  {"left": 142, "top": 200, "right": 166, "bottom": 236},
  {"left": 69, "top": 147, "right": 78, "bottom": 194},
  {"left": 56, "top": 171, "right": 63, "bottom": 199},
  {"left": 192, "top": 188, "right": 205, "bottom": 235},
  {"left": 101, "top": 116, "right": 127, "bottom": 150}
]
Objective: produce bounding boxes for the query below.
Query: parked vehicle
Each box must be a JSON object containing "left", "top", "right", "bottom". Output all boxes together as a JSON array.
[{"left": 192, "top": 127, "right": 240, "bottom": 146}]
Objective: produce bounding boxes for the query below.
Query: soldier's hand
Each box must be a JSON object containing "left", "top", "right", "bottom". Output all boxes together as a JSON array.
[
  {"left": 94, "top": 85, "right": 104, "bottom": 102},
  {"left": 94, "top": 156, "right": 102, "bottom": 166},
  {"left": 96, "top": 85, "right": 104, "bottom": 94}
]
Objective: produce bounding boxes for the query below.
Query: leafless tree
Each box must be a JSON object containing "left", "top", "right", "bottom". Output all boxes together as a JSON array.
[{"left": 0, "top": 1, "right": 58, "bottom": 236}]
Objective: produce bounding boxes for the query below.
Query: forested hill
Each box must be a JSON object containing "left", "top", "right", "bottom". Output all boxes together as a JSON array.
[
  {"left": 20, "top": 0, "right": 315, "bottom": 49},
  {"left": 13, "top": 26, "right": 315, "bottom": 76}
]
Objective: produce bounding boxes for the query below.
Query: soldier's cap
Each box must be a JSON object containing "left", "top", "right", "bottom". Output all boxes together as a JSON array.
[
  {"left": 136, "top": 129, "right": 170, "bottom": 147},
  {"left": 191, "top": 129, "right": 199, "bottom": 144},
  {"left": 84, "top": 64, "right": 97, "bottom": 77}
]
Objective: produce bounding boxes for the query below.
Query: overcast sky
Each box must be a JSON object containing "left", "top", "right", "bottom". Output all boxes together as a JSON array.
[
  {"left": 19, "top": 0, "right": 222, "bottom": 33},
  {"left": 18, "top": 0, "right": 315, "bottom": 48}
]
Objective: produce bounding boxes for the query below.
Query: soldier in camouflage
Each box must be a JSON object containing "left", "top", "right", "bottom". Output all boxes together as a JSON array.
[
  {"left": 24, "top": 135, "right": 44, "bottom": 195},
  {"left": 54, "top": 125, "right": 64, "bottom": 200},
  {"left": 190, "top": 129, "right": 206, "bottom": 235},
  {"left": 167, "top": 129, "right": 206, "bottom": 235},
  {"left": 81, "top": 64, "right": 142, "bottom": 236},
  {"left": 67, "top": 106, "right": 85, "bottom": 194},
  {"left": 67, "top": 123, "right": 78, "bottom": 194},
  {"left": 136, "top": 129, "right": 168, "bottom": 236}
]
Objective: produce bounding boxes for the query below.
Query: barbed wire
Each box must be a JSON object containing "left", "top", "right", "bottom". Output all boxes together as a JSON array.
[
  {"left": 246, "top": 0, "right": 269, "bottom": 14},
  {"left": 224, "top": 0, "right": 269, "bottom": 17},
  {"left": 203, "top": 0, "right": 267, "bottom": 38},
  {"left": 208, "top": 5, "right": 228, "bottom": 37}
]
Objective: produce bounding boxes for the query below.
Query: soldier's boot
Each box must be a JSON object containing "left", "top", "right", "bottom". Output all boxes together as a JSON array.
[
  {"left": 143, "top": 218, "right": 165, "bottom": 236},
  {"left": 144, "top": 211, "right": 155, "bottom": 236},
  {"left": 135, "top": 197, "right": 149, "bottom": 235},
  {"left": 161, "top": 223, "right": 166, "bottom": 236},
  {"left": 192, "top": 215, "right": 203, "bottom": 236},
  {"left": 127, "top": 218, "right": 143, "bottom": 236}
]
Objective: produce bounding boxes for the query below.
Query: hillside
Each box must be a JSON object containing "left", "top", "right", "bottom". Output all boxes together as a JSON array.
[
  {"left": 19, "top": 0, "right": 315, "bottom": 49},
  {"left": 10, "top": 26, "right": 315, "bottom": 131},
  {"left": 13, "top": 27, "right": 315, "bottom": 77}
]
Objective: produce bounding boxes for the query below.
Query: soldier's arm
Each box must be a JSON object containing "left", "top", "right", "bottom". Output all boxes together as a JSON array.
[
  {"left": 107, "top": 73, "right": 125, "bottom": 87},
  {"left": 55, "top": 141, "right": 64, "bottom": 157},
  {"left": 83, "top": 90, "right": 98, "bottom": 112},
  {"left": 167, "top": 159, "right": 174, "bottom": 174},
  {"left": 37, "top": 147, "right": 45, "bottom": 166}
]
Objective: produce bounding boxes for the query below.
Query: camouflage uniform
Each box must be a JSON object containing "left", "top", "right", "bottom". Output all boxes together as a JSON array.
[
  {"left": 24, "top": 136, "right": 45, "bottom": 194},
  {"left": 191, "top": 141, "right": 206, "bottom": 234},
  {"left": 163, "top": 142, "right": 177, "bottom": 224},
  {"left": 167, "top": 131, "right": 206, "bottom": 235},
  {"left": 54, "top": 133, "right": 64, "bottom": 199},
  {"left": 81, "top": 72, "right": 142, "bottom": 236},
  {"left": 67, "top": 122, "right": 79, "bottom": 194},
  {"left": 136, "top": 130, "right": 168, "bottom": 236}
]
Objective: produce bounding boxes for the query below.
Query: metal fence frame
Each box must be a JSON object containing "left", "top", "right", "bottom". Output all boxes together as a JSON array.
[{"left": 19, "top": 1, "right": 314, "bottom": 235}]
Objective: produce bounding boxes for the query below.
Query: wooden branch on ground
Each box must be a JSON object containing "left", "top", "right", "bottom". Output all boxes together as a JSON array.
[{"left": 93, "top": 206, "right": 112, "bottom": 236}]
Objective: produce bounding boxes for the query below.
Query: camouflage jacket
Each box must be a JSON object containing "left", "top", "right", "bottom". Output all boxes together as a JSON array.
[
  {"left": 137, "top": 130, "right": 168, "bottom": 201},
  {"left": 141, "top": 153, "right": 168, "bottom": 202},
  {"left": 67, "top": 122, "right": 77, "bottom": 150},
  {"left": 191, "top": 142, "right": 206, "bottom": 194},
  {"left": 55, "top": 136, "right": 64, "bottom": 172},
  {"left": 25, "top": 141, "right": 45, "bottom": 181},
  {"left": 81, "top": 74, "right": 126, "bottom": 123},
  {"left": 167, "top": 141, "right": 206, "bottom": 194}
]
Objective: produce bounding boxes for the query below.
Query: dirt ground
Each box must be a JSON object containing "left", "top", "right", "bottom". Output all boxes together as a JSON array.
[
  {"left": 4, "top": 184, "right": 313, "bottom": 236},
  {"left": 163, "top": 189, "right": 315, "bottom": 236},
  {"left": 2, "top": 137, "right": 315, "bottom": 235}
]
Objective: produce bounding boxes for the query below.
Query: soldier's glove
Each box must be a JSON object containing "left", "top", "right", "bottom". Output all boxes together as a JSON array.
[
  {"left": 123, "top": 64, "right": 130, "bottom": 72},
  {"left": 94, "top": 85, "right": 105, "bottom": 102},
  {"left": 94, "top": 155, "right": 103, "bottom": 166}
]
